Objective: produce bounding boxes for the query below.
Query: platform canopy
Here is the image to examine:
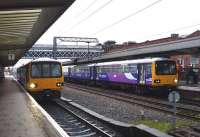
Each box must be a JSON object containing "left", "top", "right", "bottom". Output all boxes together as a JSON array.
[
  {"left": 0, "top": 0, "right": 75, "bottom": 66},
  {"left": 64, "top": 35, "right": 200, "bottom": 65}
]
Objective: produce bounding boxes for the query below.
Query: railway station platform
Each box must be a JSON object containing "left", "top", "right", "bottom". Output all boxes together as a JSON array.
[
  {"left": 178, "top": 84, "right": 200, "bottom": 92},
  {"left": 0, "top": 77, "right": 48, "bottom": 137},
  {"left": 178, "top": 81, "right": 200, "bottom": 92}
]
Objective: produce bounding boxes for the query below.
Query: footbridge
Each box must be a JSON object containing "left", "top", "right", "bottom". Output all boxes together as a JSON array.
[{"left": 23, "top": 37, "right": 104, "bottom": 59}]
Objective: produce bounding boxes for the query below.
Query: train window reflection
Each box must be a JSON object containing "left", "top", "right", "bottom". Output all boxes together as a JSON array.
[
  {"left": 43, "top": 63, "right": 50, "bottom": 77},
  {"left": 51, "top": 64, "right": 61, "bottom": 76},
  {"left": 32, "top": 64, "right": 42, "bottom": 77},
  {"left": 128, "top": 64, "right": 137, "bottom": 72},
  {"left": 146, "top": 64, "right": 152, "bottom": 75},
  {"left": 156, "top": 61, "right": 176, "bottom": 75}
]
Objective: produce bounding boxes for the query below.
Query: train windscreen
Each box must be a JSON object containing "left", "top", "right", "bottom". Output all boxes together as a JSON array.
[
  {"left": 31, "top": 62, "right": 62, "bottom": 78},
  {"left": 155, "top": 61, "right": 176, "bottom": 75}
]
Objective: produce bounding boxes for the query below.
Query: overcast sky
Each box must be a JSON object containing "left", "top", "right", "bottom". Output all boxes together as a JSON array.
[
  {"left": 36, "top": 0, "right": 200, "bottom": 44},
  {"left": 14, "top": 0, "right": 200, "bottom": 68}
]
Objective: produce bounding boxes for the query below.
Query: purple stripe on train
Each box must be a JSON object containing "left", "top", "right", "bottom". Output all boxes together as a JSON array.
[
  {"left": 69, "top": 71, "right": 152, "bottom": 85},
  {"left": 97, "top": 72, "right": 138, "bottom": 84},
  {"left": 145, "top": 78, "right": 152, "bottom": 85},
  {"left": 97, "top": 72, "right": 152, "bottom": 85}
]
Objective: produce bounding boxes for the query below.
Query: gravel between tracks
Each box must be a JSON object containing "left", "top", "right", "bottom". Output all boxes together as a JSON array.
[{"left": 62, "top": 86, "right": 177, "bottom": 124}]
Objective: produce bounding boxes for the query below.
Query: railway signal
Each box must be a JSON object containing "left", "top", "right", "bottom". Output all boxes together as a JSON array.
[{"left": 168, "top": 91, "right": 180, "bottom": 128}]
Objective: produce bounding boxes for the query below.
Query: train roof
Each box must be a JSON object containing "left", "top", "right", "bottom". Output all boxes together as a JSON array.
[
  {"left": 65, "top": 58, "right": 174, "bottom": 68},
  {"left": 95, "top": 58, "right": 173, "bottom": 66},
  {"left": 32, "top": 58, "right": 61, "bottom": 63},
  {"left": 17, "top": 58, "right": 61, "bottom": 69},
  {"left": 62, "top": 65, "right": 76, "bottom": 68}
]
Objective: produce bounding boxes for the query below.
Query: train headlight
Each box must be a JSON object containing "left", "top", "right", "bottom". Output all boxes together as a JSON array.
[
  {"left": 154, "top": 79, "right": 160, "bottom": 83},
  {"left": 30, "top": 83, "right": 37, "bottom": 88},
  {"left": 56, "top": 82, "right": 64, "bottom": 87},
  {"left": 174, "top": 79, "right": 178, "bottom": 83}
]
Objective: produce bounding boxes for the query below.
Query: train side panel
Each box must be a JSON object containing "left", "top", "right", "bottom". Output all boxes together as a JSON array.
[
  {"left": 96, "top": 64, "right": 138, "bottom": 84},
  {"left": 70, "top": 65, "right": 91, "bottom": 80},
  {"left": 17, "top": 64, "right": 29, "bottom": 87},
  {"left": 137, "top": 63, "right": 152, "bottom": 85}
]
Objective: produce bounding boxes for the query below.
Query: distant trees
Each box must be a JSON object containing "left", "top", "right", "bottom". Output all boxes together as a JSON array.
[{"left": 102, "top": 40, "right": 116, "bottom": 52}]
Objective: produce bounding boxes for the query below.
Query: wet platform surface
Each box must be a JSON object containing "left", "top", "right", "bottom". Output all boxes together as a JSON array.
[
  {"left": 0, "top": 78, "right": 48, "bottom": 137},
  {"left": 178, "top": 81, "right": 200, "bottom": 92}
]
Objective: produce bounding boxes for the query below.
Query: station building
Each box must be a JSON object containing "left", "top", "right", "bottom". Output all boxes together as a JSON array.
[{"left": 102, "top": 30, "right": 200, "bottom": 69}]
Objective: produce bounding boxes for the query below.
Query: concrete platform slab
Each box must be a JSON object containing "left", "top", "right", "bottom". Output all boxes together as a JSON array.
[{"left": 0, "top": 78, "right": 48, "bottom": 137}]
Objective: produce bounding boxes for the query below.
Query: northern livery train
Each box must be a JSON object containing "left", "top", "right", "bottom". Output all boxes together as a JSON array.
[
  {"left": 64, "top": 58, "right": 178, "bottom": 93},
  {"left": 17, "top": 58, "right": 64, "bottom": 98}
]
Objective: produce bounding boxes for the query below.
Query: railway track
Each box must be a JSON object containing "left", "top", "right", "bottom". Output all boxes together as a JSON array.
[
  {"left": 40, "top": 99, "right": 124, "bottom": 137},
  {"left": 168, "top": 124, "right": 200, "bottom": 137},
  {"left": 181, "top": 98, "right": 200, "bottom": 107},
  {"left": 177, "top": 89, "right": 200, "bottom": 107},
  {"left": 64, "top": 82, "right": 200, "bottom": 121}
]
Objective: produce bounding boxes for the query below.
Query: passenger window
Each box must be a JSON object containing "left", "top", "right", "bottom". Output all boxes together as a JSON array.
[
  {"left": 128, "top": 64, "right": 137, "bottom": 73},
  {"left": 42, "top": 63, "right": 50, "bottom": 77},
  {"left": 123, "top": 65, "right": 129, "bottom": 73},
  {"left": 146, "top": 64, "right": 152, "bottom": 75},
  {"left": 51, "top": 64, "right": 61, "bottom": 76},
  {"left": 32, "top": 64, "right": 42, "bottom": 77}
]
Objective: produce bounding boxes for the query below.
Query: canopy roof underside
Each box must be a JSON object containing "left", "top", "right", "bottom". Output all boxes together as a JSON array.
[{"left": 0, "top": 0, "right": 75, "bottom": 66}]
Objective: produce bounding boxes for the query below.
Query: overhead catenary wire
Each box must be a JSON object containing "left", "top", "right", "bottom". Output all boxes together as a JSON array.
[
  {"left": 59, "top": 0, "right": 114, "bottom": 36},
  {"left": 91, "top": 0, "right": 162, "bottom": 36},
  {"left": 57, "top": 0, "right": 99, "bottom": 36},
  {"left": 75, "top": 0, "right": 99, "bottom": 18},
  {"left": 139, "top": 23, "right": 200, "bottom": 40}
]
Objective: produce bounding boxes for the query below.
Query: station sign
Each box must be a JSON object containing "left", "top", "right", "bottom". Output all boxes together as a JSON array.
[
  {"left": 8, "top": 53, "right": 15, "bottom": 61},
  {"left": 168, "top": 91, "right": 181, "bottom": 128}
]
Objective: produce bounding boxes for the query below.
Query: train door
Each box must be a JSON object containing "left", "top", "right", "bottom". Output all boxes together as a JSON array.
[
  {"left": 25, "top": 65, "right": 29, "bottom": 85},
  {"left": 68, "top": 67, "right": 71, "bottom": 78},
  {"left": 90, "top": 66, "right": 96, "bottom": 81},
  {"left": 138, "top": 64, "right": 146, "bottom": 84},
  {"left": 93, "top": 66, "right": 97, "bottom": 81},
  {"left": 90, "top": 67, "right": 93, "bottom": 80}
]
